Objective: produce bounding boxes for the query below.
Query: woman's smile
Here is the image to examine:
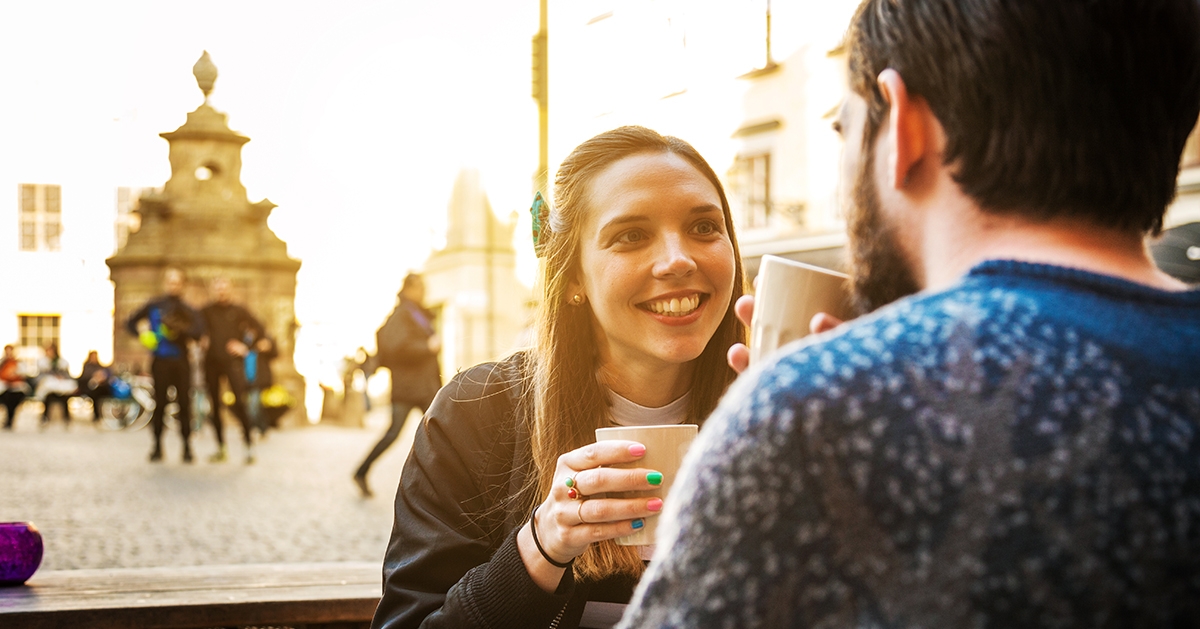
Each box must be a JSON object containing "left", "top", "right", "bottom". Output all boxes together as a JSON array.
[{"left": 639, "top": 292, "right": 705, "bottom": 317}]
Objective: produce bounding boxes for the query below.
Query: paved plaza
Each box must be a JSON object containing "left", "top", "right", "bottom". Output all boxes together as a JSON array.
[{"left": 0, "top": 406, "right": 413, "bottom": 572}]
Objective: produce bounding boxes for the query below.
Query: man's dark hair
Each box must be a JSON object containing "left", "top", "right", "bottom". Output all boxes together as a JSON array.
[{"left": 847, "top": 0, "right": 1200, "bottom": 234}]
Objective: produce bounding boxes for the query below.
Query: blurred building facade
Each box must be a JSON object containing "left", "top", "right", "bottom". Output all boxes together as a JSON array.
[
  {"left": 106, "top": 52, "right": 306, "bottom": 423},
  {"left": 422, "top": 168, "right": 532, "bottom": 380},
  {"left": 545, "top": 1, "right": 1200, "bottom": 284},
  {"left": 0, "top": 179, "right": 126, "bottom": 369},
  {"left": 1170, "top": 121, "right": 1200, "bottom": 227}
]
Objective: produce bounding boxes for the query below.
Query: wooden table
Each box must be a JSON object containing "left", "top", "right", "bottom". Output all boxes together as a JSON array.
[{"left": 0, "top": 562, "right": 381, "bottom": 629}]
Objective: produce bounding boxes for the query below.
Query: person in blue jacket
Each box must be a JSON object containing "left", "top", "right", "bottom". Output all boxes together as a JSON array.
[{"left": 126, "top": 267, "right": 204, "bottom": 463}]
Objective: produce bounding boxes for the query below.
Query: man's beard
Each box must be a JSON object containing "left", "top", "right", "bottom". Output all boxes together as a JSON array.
[{"left": 845, "top": 139, "right": 922, "bottom": 314}]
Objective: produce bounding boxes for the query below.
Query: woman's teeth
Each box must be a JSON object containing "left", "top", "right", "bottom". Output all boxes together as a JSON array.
[{"left": 645, "top": 294, "right": 701, "bottom": 316}]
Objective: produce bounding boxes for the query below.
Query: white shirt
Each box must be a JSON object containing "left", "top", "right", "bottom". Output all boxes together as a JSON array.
[{"left": 606, "top": 389, "right": 690, "bottom": 427}]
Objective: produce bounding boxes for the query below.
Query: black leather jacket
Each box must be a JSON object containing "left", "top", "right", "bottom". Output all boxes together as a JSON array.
[{"left": 371, "top": 352, "right": 637, "bottom": 629}]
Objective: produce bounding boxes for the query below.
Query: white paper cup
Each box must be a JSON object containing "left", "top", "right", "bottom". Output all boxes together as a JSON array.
[
  {"left": 749, "top": 254, "right": 855, "bottom": 364},
  {"left": 594, "top": 424, "right": 698, "bottom": 546}
]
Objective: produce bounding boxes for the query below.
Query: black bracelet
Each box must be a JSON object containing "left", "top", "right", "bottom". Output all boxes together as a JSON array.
[{"left": 530, "top": 505, "right": 574, "bottom": 569}]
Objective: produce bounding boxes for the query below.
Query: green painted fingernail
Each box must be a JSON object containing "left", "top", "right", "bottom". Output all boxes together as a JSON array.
[
  {"left": 647, "top": 472, "right": 663, "bottom": 486},
  {"left": 632, "top": 519, "right": 645, "bottom": 530}
]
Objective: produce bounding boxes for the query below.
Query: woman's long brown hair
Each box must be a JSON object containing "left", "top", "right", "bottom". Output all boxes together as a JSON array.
[{"left": 527, "top": 126, "right": 745, "bottom": 580}]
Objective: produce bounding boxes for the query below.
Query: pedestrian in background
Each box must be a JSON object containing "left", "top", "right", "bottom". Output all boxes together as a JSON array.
[
  {"left": 77, "top": 350, "right": 110, "bottom": 423},
  {"left": 1, "top": 344, "right": 30, "bottom": 430},
  {"left": 34, "top": 344, "right": 75, "bottom": 427},
  {"left": 200, "top": 277, "right": 266, "bottom": 463},
  {"left": 126, "top": 268, "right": 204, "bottom": 463},
  {"left": 230, "top": 318, "right": 278, "bottom": 461},
  {"left": 353, "top": 272, "right": 440, "bottom": 498}
]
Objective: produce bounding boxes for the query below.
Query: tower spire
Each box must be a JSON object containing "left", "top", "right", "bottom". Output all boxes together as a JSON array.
[{"left": 193, "top": 51, "right": 218, "bottom": 103}]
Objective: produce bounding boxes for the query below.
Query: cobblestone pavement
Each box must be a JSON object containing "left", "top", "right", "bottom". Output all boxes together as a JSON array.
[{"left": 0, "top": 405, "right": 414, "bottom": 571}]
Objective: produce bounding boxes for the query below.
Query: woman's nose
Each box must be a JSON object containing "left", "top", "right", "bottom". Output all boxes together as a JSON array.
[{"left": 653, "top": 235, "right": 697, "bottom": 278}]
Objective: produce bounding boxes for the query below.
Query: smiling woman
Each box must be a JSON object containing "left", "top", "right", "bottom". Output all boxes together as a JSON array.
[
  {"left": 573, "top": 151, "right": 736, "bottom": 405},
  {"left": 371, "top": 126, "right": 745, "bottom": 629}
]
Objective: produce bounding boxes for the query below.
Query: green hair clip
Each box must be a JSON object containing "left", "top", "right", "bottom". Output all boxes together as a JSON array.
[{"left": 531, "top": 191, "right": 548, "bottom": 257}]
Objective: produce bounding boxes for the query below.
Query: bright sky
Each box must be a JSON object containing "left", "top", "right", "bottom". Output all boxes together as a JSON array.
[{"left": 0, "top": 0, "right": 860, "bottom": 410}]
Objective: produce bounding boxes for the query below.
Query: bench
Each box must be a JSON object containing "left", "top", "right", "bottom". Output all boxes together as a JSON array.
[{"left": 0, "top": 561, "right": 380, "bottom": 629}]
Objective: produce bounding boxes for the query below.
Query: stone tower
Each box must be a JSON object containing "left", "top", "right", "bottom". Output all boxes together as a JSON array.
[
  {"left": 423, "top": 168, "right": 532, "bottom": 377},
  {"left": 107, "top": 51, "right": 305, "bottom": 423}
]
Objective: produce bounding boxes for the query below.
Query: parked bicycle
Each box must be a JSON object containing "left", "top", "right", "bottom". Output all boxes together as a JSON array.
[
  {"left": 97, "top": 372, "right": 208, "bottom": 433},
  {"left": 97, "top": 372, "right": 154, "bottom": 431}
]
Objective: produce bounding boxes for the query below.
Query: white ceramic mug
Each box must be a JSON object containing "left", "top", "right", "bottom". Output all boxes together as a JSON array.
[
  {"left": 749, "top": 255, "right": 855, "bottom": 364},
  {"left": 594, "top": 424, "right": 698, "bottom": 546}
]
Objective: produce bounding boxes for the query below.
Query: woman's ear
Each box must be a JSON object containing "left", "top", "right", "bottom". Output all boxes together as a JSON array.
[{"left": 565, "top": 279, "right": 587, "bottom": 306}]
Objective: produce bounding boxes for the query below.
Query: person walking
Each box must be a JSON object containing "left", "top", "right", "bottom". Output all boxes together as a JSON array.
[
  {"left": 229, "top": 319, "right": 278, "bottom": 461},
  {"left": 200, "top": 277, "right": 266, "bottom": 463},
  {"left": 126, "top": 268, "right": 204, "bottom": 463},
  {"left": 353, "top": 272, "right": 441, "bottom": 498}
]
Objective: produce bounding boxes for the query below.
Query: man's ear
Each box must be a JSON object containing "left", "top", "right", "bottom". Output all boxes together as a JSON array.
[{"left": 877, "top": 69, "right": 929, "bottom": 190}]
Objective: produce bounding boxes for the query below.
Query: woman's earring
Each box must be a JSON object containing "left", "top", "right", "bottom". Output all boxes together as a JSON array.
[{"left": 571, "top": 294, "right": 585, "bottom": 305}]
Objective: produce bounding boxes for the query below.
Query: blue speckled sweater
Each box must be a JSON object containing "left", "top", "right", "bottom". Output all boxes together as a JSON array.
[{"left": 621, "top": 261, "right": 1200, "bottom": 628}]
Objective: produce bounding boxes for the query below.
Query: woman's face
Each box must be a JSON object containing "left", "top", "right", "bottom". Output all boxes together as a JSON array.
[{"left": 573, "top": 151, "right": 735, "bottom": 373}]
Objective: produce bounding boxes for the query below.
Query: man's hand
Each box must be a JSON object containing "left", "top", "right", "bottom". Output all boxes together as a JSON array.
[
  {"left": 726, "top": 295, "right": 756, "bottom": 374},
  {"left": 726, "top": 295, "right": 846, "bottom": 374},
  {"left": 427, "top": 335, "right": 442, "bottom": 354},
  {"left": 226, "top": 340, "right": 249, "bottom": 357}
]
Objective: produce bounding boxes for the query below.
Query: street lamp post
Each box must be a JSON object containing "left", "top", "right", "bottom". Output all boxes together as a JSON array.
[{"left": 532, "top": 0, "right": 548, "bottom": 196}]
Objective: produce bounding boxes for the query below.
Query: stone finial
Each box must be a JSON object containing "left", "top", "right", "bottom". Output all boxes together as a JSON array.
[{"left": 193, "top": 51, "right": 218, "bottom": 101}]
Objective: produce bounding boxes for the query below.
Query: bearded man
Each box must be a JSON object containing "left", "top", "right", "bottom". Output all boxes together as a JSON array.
[{"left": 620, "top": 0, "right": 1200, "bottom": 627}]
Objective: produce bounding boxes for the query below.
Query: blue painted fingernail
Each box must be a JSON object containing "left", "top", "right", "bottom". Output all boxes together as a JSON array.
[{"left": 632, "top": 519, "right": 645, "bottom": 530}]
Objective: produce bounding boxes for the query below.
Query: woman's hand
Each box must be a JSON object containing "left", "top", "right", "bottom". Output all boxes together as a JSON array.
[
  {"left": 726, "top": 295, "right": 845, "bottom": 373},
  {"left": 518, "top": 440, "right": 664, "bottom": 590}
]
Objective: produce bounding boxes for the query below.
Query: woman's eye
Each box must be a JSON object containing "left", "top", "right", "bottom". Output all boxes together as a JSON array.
[
  {"left": 691, "top": 220, "right": 720, "bottom": 236},
  {"left": 616, "top": 230, "right": 646, "bottom": 245}
]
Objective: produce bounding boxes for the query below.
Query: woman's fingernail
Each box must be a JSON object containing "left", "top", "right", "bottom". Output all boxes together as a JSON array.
[
  {"left": 647, "top": 498, "right": 663, "bottom": 512},
  {"left": 629, "top": 443, "right": 646, "bottom": 457},
  {"left": 647, "top": 472, "right": 663, "bottom": 486},
  {"left": 631, "top": 519, "right": 645, "bottom": 530}
]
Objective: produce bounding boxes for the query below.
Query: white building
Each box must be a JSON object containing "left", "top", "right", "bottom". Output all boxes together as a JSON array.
[{"left": 0, "top": 182, "right": 152, "bottom": 369}]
